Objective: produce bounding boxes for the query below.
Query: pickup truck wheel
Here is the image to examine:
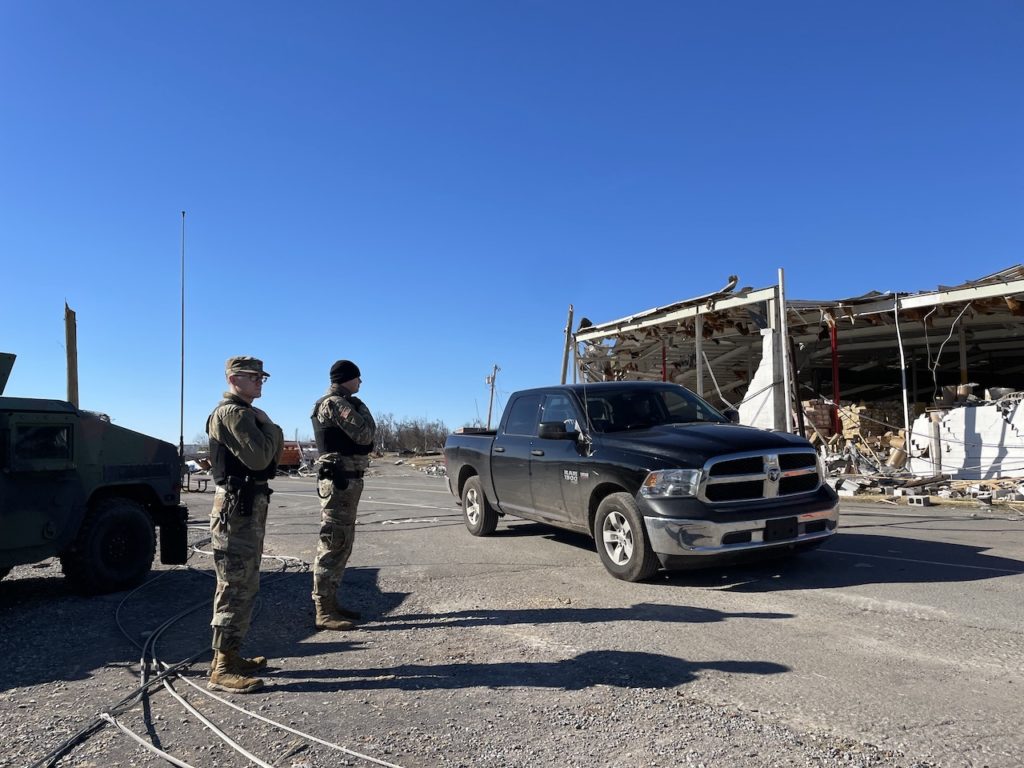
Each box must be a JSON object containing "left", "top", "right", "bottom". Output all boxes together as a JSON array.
[
  {"left": 594, "top": 493, "right": 658, "bottom": 582},
  {"left": 60, "top": 497, "right": 156, "bottom": 594},
  {"left": 462, "top": 476, "right": 498, "bottom": 536}
]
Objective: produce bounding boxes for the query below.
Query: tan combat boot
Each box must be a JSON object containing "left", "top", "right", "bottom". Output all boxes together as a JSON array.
[
  {"left": 207, "top": 650, "right": 267, "bottom": 677},
  {"left": 232, "top": 651, "right": 268, "bottom": 673},
  {"left": 208, "top": 649, "right": 264, "bottom": 693},
  {"left": 314, "top": 596, "right": 355, "bottom": 631}
]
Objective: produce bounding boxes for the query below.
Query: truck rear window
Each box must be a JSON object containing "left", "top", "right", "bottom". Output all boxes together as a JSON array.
[{"left": 504, "top": 395, "right": 543, "bottom": 436}]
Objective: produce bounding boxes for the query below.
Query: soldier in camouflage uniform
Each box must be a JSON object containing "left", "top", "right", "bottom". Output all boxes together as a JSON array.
[
  {"left": 310, "top": 359, "right": 376, "bottom": 631},
  {"left": 206, "top": 356, "right": 284, "bottom": 693}
]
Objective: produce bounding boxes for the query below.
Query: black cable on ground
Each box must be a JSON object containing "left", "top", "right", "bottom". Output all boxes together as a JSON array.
[{"left": 27, "top": 653, "right": 202, "bottom": 768}]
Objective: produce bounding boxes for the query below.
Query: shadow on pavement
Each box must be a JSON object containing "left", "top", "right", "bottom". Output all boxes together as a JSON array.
[
  {"left": 253, "top": 566, "right": 409, "bottom": 662},
  {"left": 368, "top": 602, "right": 791, "bottom": 631},
  {"left": 495, "top": 521, "right": 593, "bottom": 546},
  {"left": 0, "top": 564, "right": 406, "bottom": 693},
  {"left": 492, "top": 522, "right": 1024, "bottom": 590},
  {"left": 660, "top": 532, "right": 1024, "bottom": 591},
  {"left": 267, "top": 649, "right": 787, "bottom": 693},
  {"left": 0, "top": 567, "right": 153, "bottom": 692}
]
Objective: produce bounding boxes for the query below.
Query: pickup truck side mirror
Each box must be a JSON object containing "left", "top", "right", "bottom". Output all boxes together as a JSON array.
[
  {"left": 537, "top": 421, "right": 579, "bottom": 440},
  {"left": 723, "top": 408, "right": 741, "bottom": 424}
]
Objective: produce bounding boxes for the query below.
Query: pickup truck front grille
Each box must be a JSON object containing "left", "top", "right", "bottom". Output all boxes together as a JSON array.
[{"left": 700, "top": 448, "right": 821, "bottom": 503}]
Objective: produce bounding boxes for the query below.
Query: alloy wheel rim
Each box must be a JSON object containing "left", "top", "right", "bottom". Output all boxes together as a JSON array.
[
  {"left": 602, "top": 511, "right": 633, "bottom": 565},
  {"left": 465, "top": 488, "right": 481, "bottom": 525}
]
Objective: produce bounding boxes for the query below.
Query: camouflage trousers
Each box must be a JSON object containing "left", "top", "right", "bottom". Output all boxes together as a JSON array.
[
  {"left": 312, "top": 476, "right": 363, "bottom": 600},
  {"left": 209, "top": 485, "right": 269, "bottom": 652}
]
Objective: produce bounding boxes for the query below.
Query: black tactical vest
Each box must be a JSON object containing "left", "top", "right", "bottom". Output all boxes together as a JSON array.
[
  {"left": 311, "top": 394, "right": 373, "bottom": 456},
  {"left": 207, "top": 399, "right": 278, "bottom": 485}
]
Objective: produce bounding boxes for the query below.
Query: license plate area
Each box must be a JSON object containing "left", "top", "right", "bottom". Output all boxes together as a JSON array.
[{"left": 764, "top": 517, "right": 798, "bottom": 542}]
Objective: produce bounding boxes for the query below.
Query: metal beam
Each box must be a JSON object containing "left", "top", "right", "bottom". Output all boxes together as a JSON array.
[
  {"left": 575, "top": 286, "right": 778, "bottom": 343},
  {"left": 841, "top": 279, "right": 1024, "bottom": 317}
]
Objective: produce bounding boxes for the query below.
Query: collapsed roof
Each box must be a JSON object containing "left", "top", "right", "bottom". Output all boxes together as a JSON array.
[{"left": 573, "top": 265, "right": 1024, "bottom": 454}]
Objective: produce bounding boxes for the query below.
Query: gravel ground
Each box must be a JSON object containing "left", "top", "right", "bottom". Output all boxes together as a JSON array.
[
  {"left": 1, "top": 560, "right": 938, "bottom": 768},
  {"left": 2, "top": 462, "right": 988, "bottom": 768}
]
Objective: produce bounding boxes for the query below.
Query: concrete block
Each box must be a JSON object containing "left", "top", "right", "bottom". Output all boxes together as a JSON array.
[{"left": 907, "top": 495, "right": 932, "bottom": 507}]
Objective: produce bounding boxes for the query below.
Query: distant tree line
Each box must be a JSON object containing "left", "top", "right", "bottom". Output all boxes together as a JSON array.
[
  {"left": 191, "top": 415, "right": 452, "bottom": 457},
  {"left": 373, "top": 413, "right": 448, "bottom": 454}
]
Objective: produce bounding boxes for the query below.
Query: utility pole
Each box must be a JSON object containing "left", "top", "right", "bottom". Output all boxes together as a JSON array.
[
  {"left": 179, "top": 211, "right": 186, "bottom": 462},
  {"left": 64, "top": 302, "right": 79, "bottom": 407},
  {"left": 485, "top": 364, "right": 500, "bottom": 430}
]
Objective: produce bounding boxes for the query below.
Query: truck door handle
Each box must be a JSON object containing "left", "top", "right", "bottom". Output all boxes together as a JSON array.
[
  {"left": 494, "top": 446, "right": 505, "bottom": 453},
  {"left": 531, "top": 449, "right": 544, "bottom": 456}
]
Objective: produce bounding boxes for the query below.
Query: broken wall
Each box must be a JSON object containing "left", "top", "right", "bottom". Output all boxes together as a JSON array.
[
  {"left": 737, "top": 329, "right": 786, "bottom": 431},
  {"left": 907, "top": 398, "right": 1024, "bottom": 479}
]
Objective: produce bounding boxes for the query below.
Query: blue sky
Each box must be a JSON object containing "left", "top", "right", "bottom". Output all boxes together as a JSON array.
[{"left": 2, "top": 1, "right": 1022, "bottom": 444}]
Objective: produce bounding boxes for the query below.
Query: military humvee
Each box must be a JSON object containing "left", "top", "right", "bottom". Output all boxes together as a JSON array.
[{"left": 0, "top": 353, "right": 188, "bottom": 593}]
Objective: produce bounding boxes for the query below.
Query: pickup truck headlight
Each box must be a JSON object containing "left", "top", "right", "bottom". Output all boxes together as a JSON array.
[{"left": 640, "top": 469, "right": 702, "bottom": 498}]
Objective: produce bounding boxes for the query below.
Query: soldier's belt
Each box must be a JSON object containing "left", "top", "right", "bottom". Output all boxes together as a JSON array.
[
  {"left": 319, "top": 469, "right": 363, "bottom": 479},
  {"left": 316, "top": 460, "right": 363, "bottom": 479}
]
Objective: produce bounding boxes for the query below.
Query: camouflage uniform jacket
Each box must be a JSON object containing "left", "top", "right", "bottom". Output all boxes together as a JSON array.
[
  {"left": 312, "top": 385, "right": 376, "bottom": 472},
  {"left": 207, "top": 392, "right": 284, "bottom": 474}
]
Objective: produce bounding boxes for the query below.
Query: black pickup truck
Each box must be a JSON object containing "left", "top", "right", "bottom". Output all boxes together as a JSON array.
[{"left": 444, "top": 381, "right": 838, "bottom": 581}]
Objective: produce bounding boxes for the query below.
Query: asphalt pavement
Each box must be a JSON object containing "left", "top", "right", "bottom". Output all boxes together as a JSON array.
[{"left": 2, "top": 462, "right": 1022, "bottom": 768}]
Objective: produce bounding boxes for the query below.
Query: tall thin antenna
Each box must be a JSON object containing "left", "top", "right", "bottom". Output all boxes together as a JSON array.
[
  {"left": 485, "top": 364, "right": 500, "bottom": 430},
  {"left": 560, "top": 304, "right": 574, "bottom": 384},
  {"left": 179, "top": 211, "right": 186, "bottom": 461}
]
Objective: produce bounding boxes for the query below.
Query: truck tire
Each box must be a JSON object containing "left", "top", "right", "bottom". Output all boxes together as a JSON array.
[
  {"left": 462, "top": 476, "right": 498, "bottom": 536},
  {"left": 60, "top": 497, "right": 156, "bottom": 594},
  {"left": 594, "top": 492, "right": 658, "bottom": 582}
]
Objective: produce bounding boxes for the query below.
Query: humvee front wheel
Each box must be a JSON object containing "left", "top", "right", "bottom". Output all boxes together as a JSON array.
[{"left": 60, "top": 497, "right": 156, "bottom": 594}]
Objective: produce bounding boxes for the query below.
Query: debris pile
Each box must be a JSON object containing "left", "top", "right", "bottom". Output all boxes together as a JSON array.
[
  {"left": 814, "top": 387, "right": 1024, "bottom": 505},
  {"left": 571, "top": 266, "right": 1024, "bottom": 508},
  {"left": 805, "top": 398, "right": 913, "bottom": 475}
]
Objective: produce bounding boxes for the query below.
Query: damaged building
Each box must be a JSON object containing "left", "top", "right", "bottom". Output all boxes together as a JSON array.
[{"left": 572, "top": 265, "right": 1024, "bottom": 487}]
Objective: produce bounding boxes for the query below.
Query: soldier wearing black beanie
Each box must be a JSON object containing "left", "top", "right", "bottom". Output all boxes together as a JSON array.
[
  {"left": 329, "top": 359, "right": 360, "bottom": 385},
  {"left": 310, "top": 359, "right": 375, "bottom": 630}
]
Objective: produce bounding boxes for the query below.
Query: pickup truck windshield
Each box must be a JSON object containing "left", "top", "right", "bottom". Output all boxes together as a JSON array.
[{"left": 584, "top": 388, "right": 727, "bottom": 432}]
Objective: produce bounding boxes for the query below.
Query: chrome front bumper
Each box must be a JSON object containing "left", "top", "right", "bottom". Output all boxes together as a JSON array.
[{"left": 644, "top": 503, "right": 840, "bottom": 557}]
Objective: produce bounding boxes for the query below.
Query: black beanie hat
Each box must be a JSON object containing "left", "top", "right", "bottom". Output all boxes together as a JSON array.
[{"left": 330, "top": 359, "right": 361, "bottom": 384}]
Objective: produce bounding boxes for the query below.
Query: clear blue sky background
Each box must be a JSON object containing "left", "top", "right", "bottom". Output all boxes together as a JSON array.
[{"left": 2, "top": 2, "right": 1021, "bottom": 444}]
